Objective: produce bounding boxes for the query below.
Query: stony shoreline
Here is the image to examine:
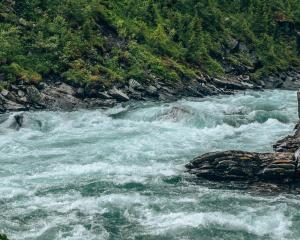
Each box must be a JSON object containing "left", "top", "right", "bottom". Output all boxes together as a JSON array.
[{"left": 1, "top": 68, "right": 300, "bottom": 113}]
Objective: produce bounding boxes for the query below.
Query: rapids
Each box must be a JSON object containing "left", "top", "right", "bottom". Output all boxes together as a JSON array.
[{"left": 0, "top": 90, "right": 299, "bottom": 240}]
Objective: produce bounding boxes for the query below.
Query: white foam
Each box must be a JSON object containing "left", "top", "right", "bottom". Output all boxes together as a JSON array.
[
  {"left": 0, "top": 90, "right": 299, "bottom": 239},
  {"left": 142, "top": 210, "right": 292, "bottom": 239}
]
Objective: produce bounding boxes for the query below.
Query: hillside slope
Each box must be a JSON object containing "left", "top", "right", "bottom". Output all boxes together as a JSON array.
[{"left": 0, "top": 0, "right": 300, "bottom": 111}]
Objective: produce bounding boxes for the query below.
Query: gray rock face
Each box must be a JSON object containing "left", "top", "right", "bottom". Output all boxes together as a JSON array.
[
  {"left": 262, "top": 69, "right": 300, "bottom": 90},
  {"left": 129, "top": 79, "right": 143, "bottom": 90},
  {"left": 146, "top": 85, "right": 158, "bottom": 96},
  {"left": 27, "top": 86, "right": 43, "bottom": 104},
  {"left": 186, "top": 151, "right": 296, "bottom": 182},
  {"left": 274, "top": 122, "right": 300, "bottom": 153},
  {"left": 212, "top": 78, "right": 248, "bottom": 90},
  {"left": 108, "top": 87, "right": 129, "bottom": 102},
  {"left": 1, "top": 89, "right": 9, "bottom": 97},
  {"left": 17, "top": 90, "right": 25, "bottom": 97},
  {"left": 186, "top": 91, "right": 300, "bottom": 192},
  {"left": 56, "top": 83, "right": 76, "bottom": 96},
  {"left": 41, "top": 87, "right": 86, "bottom": 110},
  {"left": 98, "top": 91, "right": 112, "bottom": 100},
  {"left": 3, "top": 100, "right": 27, "bottom": 111}
]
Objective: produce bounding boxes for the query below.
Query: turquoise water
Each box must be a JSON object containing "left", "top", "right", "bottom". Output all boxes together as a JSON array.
[{"left": 0, "top": 90, "right": 300, "bottom": 240}]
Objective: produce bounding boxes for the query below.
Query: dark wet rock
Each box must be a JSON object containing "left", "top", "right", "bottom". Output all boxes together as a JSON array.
[
  {"left": 108, "top": 87, "right": 130, "bottom": 102},
  {"left": 98, "top": 91, "right": 112, "bottom": 100},
  {"left": 9, "top": 113, "right": 24, "bottom": 130},
  {"left": 76, "top": 87, "right": 85, "bottom": 98},
  {"left": 146, "top": 85, "right": 158, "bottom": 96},
  {"left": 41, "top": 87, "right": 86, "bottom": 110},
  {"left": 261, "top": 69, "right": 300, "bottom": 90},
  {"left": 0, "top": 67, "right": 299, "bottom": 114},
  {"left": 274, "top": 121, "right": 300, "bottom": 153},
  {"left": 212, "top": 77, "right": 247, "bottom": 90},
  {"left": 1, "top": 89, "right": 9, "bottom": 97},
  {"left": 129, "top": 79, "right": 144, "bottom": 90},
  {"left": 158, "top": 92, "right": 177, "bottom": 101},
  {"left": 128, "top": 88, "right": 143, "bottom": 100},
  {"left": 187, "top": 90, "right": 300, "bottom": 192},
  {"left": 17, "top": 90, "right": 25, "bottom": 97},
  {"left": 86, "top": 99, "right": 117, "bottom": 108},
  {"left": 56, "top": 83, "right": 76, "bottom": 96},
  {"left": 27, "top": 86, "right": 43, "bottom": 104},
  {"left": 3, "top": 100, "right": 27, "bottom": 111},
  {"left": 186, "top": 150, "right": 296, "bottom": 183},
  {"left": 37, "top": 82, "right": 48, "bottom": 90}
]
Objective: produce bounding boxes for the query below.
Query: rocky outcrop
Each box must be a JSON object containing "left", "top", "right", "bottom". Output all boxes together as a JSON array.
[
  {"left": 0, "top": 73, "right": 248, "bottom": 112},
  {"left": 186, "top": 91, "right": 300, "bottom": 192},
  {"left": 0, "top": 67, "right": 299, "bottom": 113},
  {"left": 186, "top": 124, "right": 300, "bottom": 191},
  {"left": 261, "top": 69, "right": 300, "bottom": 90},
  {"left": 186, "top": 151, "right": 297, "bottom": 183},
  {"left": 274, "top": 123, "right": 300, "bottom": 153}
]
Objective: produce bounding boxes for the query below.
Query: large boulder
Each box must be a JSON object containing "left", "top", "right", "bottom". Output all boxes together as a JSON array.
[
  {"left": 129, "top": 79, "right": 144, "bottom": 90},
  {"left": 3, "top": 100, "right": 27, "bottom": 112},
  {"left": 41, "top": 87, "right": 86, "bottom": 110},
  {"left": 274, "top": 120, "right": 300, "bottom": 152},
  {"left": 26, "top": 85, "right": 43, "bottom": 104},
  {"left": 108, "top": 87, "right": 130, "bottom": 102},
  {"left": 56, "top": 83, "right": 76, "bottom": 96},
  {"left": 186, "top": 151, "right": 296, "bottom": 182}
]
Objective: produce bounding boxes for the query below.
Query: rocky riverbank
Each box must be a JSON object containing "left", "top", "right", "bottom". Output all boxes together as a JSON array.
[
  {"left": 1, "top": 68, "right": 300, "bottom": 113},
  {"left": 186, "top": 92, "right": 300, "bottom": 193}
]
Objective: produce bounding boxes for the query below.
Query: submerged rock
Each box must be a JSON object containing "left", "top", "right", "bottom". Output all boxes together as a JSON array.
[{"left": 11, "top": 113, "right": 24, "bottom": 130}]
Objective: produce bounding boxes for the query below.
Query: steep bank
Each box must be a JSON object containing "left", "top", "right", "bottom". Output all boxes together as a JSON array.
[
  {"left": 1, "top": 69, "right": 300, "bottom": 113},
  {"left": 1, "top": 1, "right": 300, "bottom": 113}
]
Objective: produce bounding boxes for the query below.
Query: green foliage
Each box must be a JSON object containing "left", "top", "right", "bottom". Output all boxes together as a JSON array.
[
  {"left": 0, "top": 0, "right": 299, "bottom": 86},
  {"left": 0, "top": 233, "right": 9, "bottom": 240}
]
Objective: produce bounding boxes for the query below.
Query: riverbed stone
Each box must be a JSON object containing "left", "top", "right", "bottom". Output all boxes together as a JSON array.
[
  {"left": 1, "top": 89, "right": 9, "bottom": 97},
  {"left": 108, "top": 87, "right": 129, "bottom": 101},
  {"left": 27, "top": 86, "right": 43, "bottom": 104},
  {"left": 56, "top": 83, "right": 76, "bottom": 96},
  {"left": 129, "top": 79, "right": 143, "bottom": 90}
]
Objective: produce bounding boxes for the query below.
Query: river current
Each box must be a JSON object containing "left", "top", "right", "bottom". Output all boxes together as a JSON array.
[{"left": 0, "top": 90, "right": 300, "bottom": 240}]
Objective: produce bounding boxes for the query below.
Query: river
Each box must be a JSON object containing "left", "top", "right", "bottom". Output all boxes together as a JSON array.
[{"left": 0, "top": 90, "right": 299, "bottom": 240}]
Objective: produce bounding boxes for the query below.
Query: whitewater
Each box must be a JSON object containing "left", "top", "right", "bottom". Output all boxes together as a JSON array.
[{"left": 0, "top": 90, "right": 300, "bottom": 240}]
